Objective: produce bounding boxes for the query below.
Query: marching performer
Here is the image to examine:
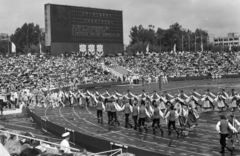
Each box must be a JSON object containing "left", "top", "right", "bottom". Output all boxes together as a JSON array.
[
  {"left": 228, "top": 113, "right": 240, "bottom": 147},
  {"left": 132, "top": 99, "right": 139, "bottom": 130},
  {"left": 215, "top": 92, "right": 226, "bottom": 112},
  {"left": 152, "top": 100, "right": 164, "bottom": 135},
  {"left": 164, "top": 105, "right": 180, "bottom": 137},
  {"left": 216, "top": 115, "right": 237, "bottom": 154}
]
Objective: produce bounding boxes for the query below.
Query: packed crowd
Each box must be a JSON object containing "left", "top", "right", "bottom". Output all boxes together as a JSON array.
[
  {"left": 115, "top": 51, "right": 240, "bottom": 77},
  {"left": 0, "top": 54, "right": 121, "bottom": 92}
]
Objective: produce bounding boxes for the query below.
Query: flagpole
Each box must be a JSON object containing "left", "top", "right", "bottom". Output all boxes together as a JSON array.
[
  {"left": 188, "top": 34, "right": 190, "bottom": 52},
  {"left": 195, "top": 35, "right": 196, "bottom": 52},
  {"left": 182, "top": 35, "right": 183, "bottom": 52}
]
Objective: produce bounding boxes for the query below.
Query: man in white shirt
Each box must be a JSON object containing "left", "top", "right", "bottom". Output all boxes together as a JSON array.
[
  {"left": 216, "top": 114, "right": 237, "bottom": 154},
  {"left": 60, "top": 132, "right": 72, "bottom": 154}
]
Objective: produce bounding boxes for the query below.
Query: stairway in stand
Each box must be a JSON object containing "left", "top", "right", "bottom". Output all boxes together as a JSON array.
[{"left": 111, "top": 66, "right": 132, "bottom": 76}]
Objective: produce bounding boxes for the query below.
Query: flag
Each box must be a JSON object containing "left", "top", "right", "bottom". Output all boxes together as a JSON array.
[
  {"left": 201, "top": 43, "right": 203, "bottom": 52},
  {"left": 146, "top": 44, "right": 149, "bottom": 53},
  {"left": 173, "top": 44, "right": 176, "bottom": 52},
  {"left": 39, "top": 42, "right": 42, "bottom": 54},
  {"left": 11, "top": 42, "right": 16, "bottom": 53},
  {"left": 229, "top": 44, "right": 232, "bottom": 51}
]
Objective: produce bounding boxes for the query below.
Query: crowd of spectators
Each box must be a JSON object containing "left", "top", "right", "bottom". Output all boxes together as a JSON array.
[
  {"left": 113, "top": 51, "right": 240, "bottom": 78},
  {"left": 0, "top": 54, "right": 121, "bottom": 93}
]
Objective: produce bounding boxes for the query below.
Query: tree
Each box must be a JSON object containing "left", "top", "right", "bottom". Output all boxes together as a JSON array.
[{"left": 10, "top": 23, "right": 46, "bottom": 54}]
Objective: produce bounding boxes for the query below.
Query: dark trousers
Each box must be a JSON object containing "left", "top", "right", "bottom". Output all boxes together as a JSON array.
[
  {"left": 107, "top": 111, "right": 112, "bottom": 124},
  {"left": 152, "top": 118, "right": 160, "bottom": 128},
  {"left": 125, "top": 114, "right": 132, "bottom": 127},
  {"left": 97, "top": 110, "right": 103, "bottom": 123},
  {"left": 220, "top": 133, "right": 229, "bottom": 147},
  {"left": 168, "top": 121, "right": 179, "bottom": 136},
  {"left": 111, "top": 112, "right": 120, "bottom": 125},
  {"left": 132, "top": 115, "right": 138, "bottom": 129},
  {"left": 138, "top": 117, "right": 145, "bottom": 127}
]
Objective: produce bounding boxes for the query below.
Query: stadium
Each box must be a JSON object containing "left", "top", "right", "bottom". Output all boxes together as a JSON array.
[{"left": 0, "top": 1, "right": 240, "bottom": 156}]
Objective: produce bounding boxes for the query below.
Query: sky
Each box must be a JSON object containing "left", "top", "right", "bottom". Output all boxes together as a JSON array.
[{"left": 0, "top": 0, "right": 239, "bottom": 45}]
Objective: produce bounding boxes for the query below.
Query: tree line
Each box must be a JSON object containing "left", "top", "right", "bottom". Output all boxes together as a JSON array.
[
  {"left": 127, "top": 22, "right": 240, "bottom": 54},
  {"left": 0, "top": 23, "right": 48, "bottom": 55}
]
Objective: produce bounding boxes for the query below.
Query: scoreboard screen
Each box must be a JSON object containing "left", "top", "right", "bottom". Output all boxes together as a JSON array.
[{"left": 45, "top": 4, "right": 123, "bottom": 46}]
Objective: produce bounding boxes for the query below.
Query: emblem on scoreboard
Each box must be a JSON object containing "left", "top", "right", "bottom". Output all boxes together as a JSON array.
[
  {"left": 88, "top": 44, "right": 95, "bottom": 55},
  {"left": 79, "top": 44, "right": 86, "bottom": 52},
  {"left": 96, "top": 44, "right": 104, "bottom": 56}
]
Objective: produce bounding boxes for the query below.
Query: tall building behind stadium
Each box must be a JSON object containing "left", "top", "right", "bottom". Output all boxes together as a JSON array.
[{"left": 44, "top": 4, "right": 124, "bottom": 55}]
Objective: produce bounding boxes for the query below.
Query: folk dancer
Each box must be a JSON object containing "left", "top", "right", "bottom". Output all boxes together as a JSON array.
[
  {"left": 164, "top": 105, "right": 180, "bottom": 137},
  {"left": 109, "top": 97, "right": 121, "bottom": 126},
  {"left": 227, "top": 113, "right": 240, "bottom": 149},
  {"left": 214, "top": 92, "right": 227, "bottom": 112},
  {"left": 186, "top": 93, "right": 200, "bottom": 110},
  {"left": 206, "top": 89, "right": 216, "bottom": 110},
  {"left": 164, "top": 91, "right": 174, "bottom": 106},
  {"left": 216, "top": 114, "right": 237, "bottom": 154},
  {"left": 92, "top": 95, "right": 105, "bottom": 124},
  {"left": 185, "top": 104, "right": 199, "bottom": 131},
  {"left": 229, "top": 89, "right": 240, "bottom": 112},
  {"left": 201, "top": 93, "right": 215, "bottom": 112},
  {"left": 138, "top": 100, "right": 150, "bottom": 133},
  {"left": 119, "top": 96, "right": 133, "bottom": 128},
  {"left": 221, "top": 88, "right": 229, "bottom": 109},
  {"left": 105, "top": 99, "right": 112, "bottom": 125},
  {"left": 152, "top": 100, "right": 164, "bottom": 135},
  {"left": 132, "top": 99, "right": 139, "bottom": 130}
]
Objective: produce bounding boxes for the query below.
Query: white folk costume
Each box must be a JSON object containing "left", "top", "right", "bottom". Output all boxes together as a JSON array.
[
  {"left": 214, "top": 94, "right": 226, "bottom": 110},
  {"left": 228, "top": 93, "right": 239, "bottom": 110},
  {"left": 186, "top": 94, "right": 199, "bottom": 109},
  {"left": 201, "top": 95, "right": 214, "bottom": 110},
  {"left": 158, "top": 96, "right": 167, "bottom": 110}
]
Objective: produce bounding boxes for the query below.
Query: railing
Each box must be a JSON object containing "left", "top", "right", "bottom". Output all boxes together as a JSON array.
[
  {"left": 0, "top": 129, "right": 80, "bottom": 152},
  {"left": 92, "top": 148, "right": 122, "bottom": 156}
]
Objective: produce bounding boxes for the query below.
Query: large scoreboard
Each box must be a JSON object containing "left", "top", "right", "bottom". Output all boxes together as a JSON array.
[{"left": 45, "top": 4, "right": 124, "bottom": 55}]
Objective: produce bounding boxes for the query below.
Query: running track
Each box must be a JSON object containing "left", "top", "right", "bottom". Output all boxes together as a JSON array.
[{"left": 32, "top": 79, "right": 240, "bottom": 156}]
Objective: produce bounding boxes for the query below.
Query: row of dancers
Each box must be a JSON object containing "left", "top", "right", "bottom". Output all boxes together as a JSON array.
[{"left": 27, "top": 88, "right": 240, "bottom": 136}]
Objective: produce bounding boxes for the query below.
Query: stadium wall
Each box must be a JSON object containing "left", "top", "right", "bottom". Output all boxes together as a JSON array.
[{"left": 50, "top": 42, "right": 124, "bottom": 55}]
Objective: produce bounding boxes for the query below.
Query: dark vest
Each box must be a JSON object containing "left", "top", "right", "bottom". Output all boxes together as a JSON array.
[
  {"left": 132, "top": 105, "right": 138, "bottom": 116},
  {"left": 97, "top": 101, "right": 103, "bottom": 110},
  {"left": 220, "top": 120, "right": 229, "bottom": 134},
  {"left": 106, "top": 103, "right": 111, "bottom": 112},
  {"left": 139, "top": 106, "right": 146, "bottom": 118},
  {"left": 124, "top": 103, "right": 131, "bottom": 114},
  {"left": 169, "top": 110, "right": 176, "bottom": 121},
  {"left": 110, "top": 103, "right": 116, "bottom": 112},
  {"left": 153, "top": 107, "right": 160, "bottom": 119}
]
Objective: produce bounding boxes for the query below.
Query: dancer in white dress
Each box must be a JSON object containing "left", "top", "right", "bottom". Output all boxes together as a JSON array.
[{"left": 215, "top": 92, "right": 226, "bottom": 112}]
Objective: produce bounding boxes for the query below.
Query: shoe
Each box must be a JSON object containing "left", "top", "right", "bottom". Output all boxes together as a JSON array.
[{"left": 219, "top": 151, "right": 225, "bottom": 154}]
